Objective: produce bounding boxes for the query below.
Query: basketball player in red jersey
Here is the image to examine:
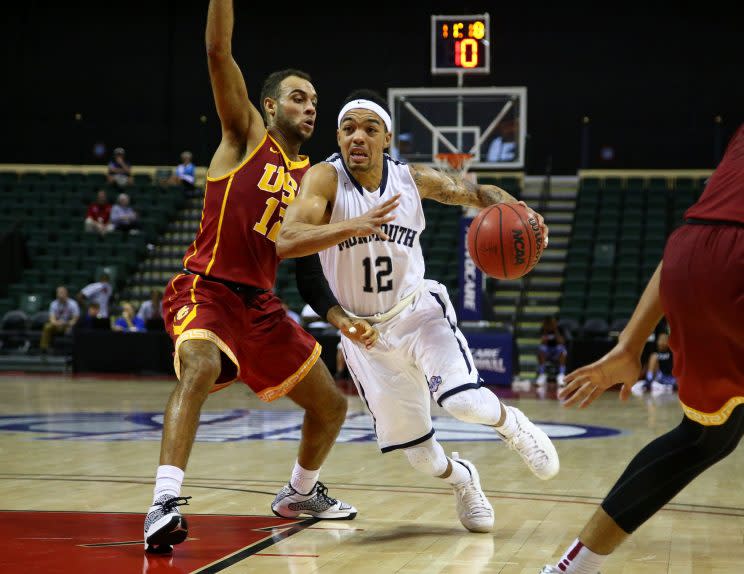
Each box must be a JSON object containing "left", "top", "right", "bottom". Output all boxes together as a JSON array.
[
  {"left": 143, "top": 0, "right": 373, "bottom": 554},
  {"left": 539, "top": 123, "right": 744, "bottom": 573}
]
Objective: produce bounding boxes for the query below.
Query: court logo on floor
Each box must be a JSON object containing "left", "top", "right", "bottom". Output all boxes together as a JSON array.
[{"left": 0, "top": 410, "right": 621, "bottom": 442}]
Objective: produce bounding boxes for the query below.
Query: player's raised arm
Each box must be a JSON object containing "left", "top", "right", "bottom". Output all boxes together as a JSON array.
[
  {"left": 276, "top": 163, "right": 400, "bottom": 258},
  {"left": 205, "top": 0, "right": 264, "bottom": 146}
]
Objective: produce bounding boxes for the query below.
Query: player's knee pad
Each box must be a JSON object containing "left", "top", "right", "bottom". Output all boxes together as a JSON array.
[
  {"left": 404, "top": 438, "right": 448, "bottom": 476},
  {"left": 441, "top": 387, "right": 502, "bottom": 425}
]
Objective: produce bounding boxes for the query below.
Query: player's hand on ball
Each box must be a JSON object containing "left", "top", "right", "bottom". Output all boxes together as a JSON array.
[
  {"left": 518, "top": 201, "right": 549, "bottom": 249},
  {"left": 341, "top": 319, "right": 378, "bottom": 349}
]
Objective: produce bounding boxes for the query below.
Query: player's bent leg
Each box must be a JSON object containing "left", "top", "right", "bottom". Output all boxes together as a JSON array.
[
  {"left": 441, "top": 388, "right": 559, "bottom": 480},
  {"left": 272, "top": 360, "right": 356, "bottom": 520},
  {"left": 404, "top": 439, "right": 494, "bottom": 533},
  {"left": 287, "top": 359, "right": 348, "bottom": 469},
  {"left": 440, "top": 386, "right": 503, "bottom": 425},
  {"left": 145, "top": 338, "right": 221, "bottom": 554},
  {"left": 160, "top": 339, "right": 222, "bottom": 467},
  {"left": 601, "top": 407, "right": 744, "bottom": 534}
]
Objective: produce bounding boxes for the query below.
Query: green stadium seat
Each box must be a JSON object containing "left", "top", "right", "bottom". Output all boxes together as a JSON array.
[
  {"left": 18, "top": 293, "right": 43, "bottom": 314},
  {"left": 625, "top": 177, "right": 645, "bottom": 193},
  {"left": 647, "top": 177, "right": 667, "bottom": 193},
  {"left": 580, "top": 177, "right": 601, "bottom": 192},
  {"left": 604, "top": 177, "right": 624, "bottom": 193},
  {"left": 584, "top": 301, "right": 610, "bottom": 321},
  {"left": 593, "top": 243, "right": 615, "bottom": 266}
]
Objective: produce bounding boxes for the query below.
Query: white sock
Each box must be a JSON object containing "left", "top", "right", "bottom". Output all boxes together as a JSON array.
[
  {"left": 442, "top": 457, "right": 472, "bottom": 485},
  {"left": 555, "top": 538, "right": 606, "bottom": 573},
  {"left": 153, "top": 465, "right": 184, "bottom": 502},
  {"left": 494, "top": 405, "right": 518, "bottom": 437},
  {"left": 290, "top": 461, "right": 320, "bottom": 495}
]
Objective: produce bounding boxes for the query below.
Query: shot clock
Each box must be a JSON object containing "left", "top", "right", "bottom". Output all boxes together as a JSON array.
[{"left": 431, "top": 14, "right": 490, "bottom": 75}]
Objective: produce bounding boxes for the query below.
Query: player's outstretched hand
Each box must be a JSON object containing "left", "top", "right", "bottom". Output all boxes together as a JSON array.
[
  {"left": 351, "top": 194, "right": 400, "bottom": 240},
  {"left": 339, "top": 318, "right": 378, "bottom": 350},
  {"left": 558, "top": 344, "right": 640, "bottom": 408},
  {"left": 518, "top": 201, "right": 549, "bottom": 249}
]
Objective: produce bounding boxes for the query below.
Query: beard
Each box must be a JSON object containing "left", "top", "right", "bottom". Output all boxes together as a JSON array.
[{"left": 274, "top": 110, "right": 313, "bottom": 143}]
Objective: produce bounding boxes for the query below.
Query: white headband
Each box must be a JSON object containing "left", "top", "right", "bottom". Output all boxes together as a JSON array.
[{"left": 337, "top": 99, "right": 392, "bottom": 131}]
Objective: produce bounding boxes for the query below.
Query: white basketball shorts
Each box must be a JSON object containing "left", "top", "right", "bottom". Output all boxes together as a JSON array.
[{"left": 341, "top": 280, "right": 481, "bottom": 452}]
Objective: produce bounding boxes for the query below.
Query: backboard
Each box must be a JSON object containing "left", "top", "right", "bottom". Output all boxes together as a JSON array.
[{"left": 387, "top": 87, "right": 526, "bottom": 170}]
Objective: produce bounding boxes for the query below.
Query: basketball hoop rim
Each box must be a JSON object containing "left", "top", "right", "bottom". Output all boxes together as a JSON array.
[{"left": 434, "top": 152, "right": 474, "bottom": 171}]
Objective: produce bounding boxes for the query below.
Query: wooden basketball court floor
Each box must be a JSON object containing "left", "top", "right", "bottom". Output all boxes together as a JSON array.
[{"left": 0, "top": 374, "right": 741, "bottom": 573}]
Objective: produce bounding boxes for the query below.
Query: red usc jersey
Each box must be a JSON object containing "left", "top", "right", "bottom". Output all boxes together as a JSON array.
[
  {"left": 686, "top": 123, "right": 744, "bottom": 224},
  {"left": 183, "top": 134, "right": 309, "bottom": 289}
]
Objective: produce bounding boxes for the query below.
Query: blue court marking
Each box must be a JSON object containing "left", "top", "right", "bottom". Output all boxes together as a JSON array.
[{"left": 0, "top": 410, "right": 621, "bottom": 442}]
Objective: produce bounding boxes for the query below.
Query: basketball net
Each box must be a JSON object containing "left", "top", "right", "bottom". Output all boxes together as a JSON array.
[
  {"left": 434, "top": 152, "right": 473, "bottom": 173},
  {"left": 434, "top": 152, "right": 476, "bottom": 182}
]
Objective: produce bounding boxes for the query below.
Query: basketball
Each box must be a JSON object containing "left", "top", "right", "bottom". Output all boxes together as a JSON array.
[{"left": 467, "top": 203, "right": 544, "bottom": 279}]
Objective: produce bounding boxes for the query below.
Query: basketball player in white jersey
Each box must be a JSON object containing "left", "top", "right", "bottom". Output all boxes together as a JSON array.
[{"left": 277, "top": 90, "right": 559, "bottom": 533}]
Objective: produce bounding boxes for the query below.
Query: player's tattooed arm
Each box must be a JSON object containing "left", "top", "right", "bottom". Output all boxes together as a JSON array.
[{"left": 409, "top": 164, "right": 518, "bottom": 208}]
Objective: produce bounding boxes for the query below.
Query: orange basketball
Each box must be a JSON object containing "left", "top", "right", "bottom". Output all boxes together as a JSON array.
[{"left": 467, "top": 203, "right": 544, "bottom": 279}]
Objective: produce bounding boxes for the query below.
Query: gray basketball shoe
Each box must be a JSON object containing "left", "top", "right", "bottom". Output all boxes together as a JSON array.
[
  {"left": 539, "top": 567, "right": 601, "bottom": 573},
  {"left": 144, "top": 495, "right": 191, "bottom": 553},
  {"left": 271, "top": 481, "right": 357, "bottom": 520}
]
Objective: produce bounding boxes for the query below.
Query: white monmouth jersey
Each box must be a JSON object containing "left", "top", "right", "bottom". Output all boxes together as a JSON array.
[{"left": 319, "top": 153, "right": 425, "bottom": 317}]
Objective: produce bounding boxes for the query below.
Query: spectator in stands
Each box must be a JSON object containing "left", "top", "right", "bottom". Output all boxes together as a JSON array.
[
  {"left": 75, "top": 302, "right": 105, "bottom": 330},
  {"left": 111, "top": 192, "right": 140, "bottom": 234},
  {"left": 162, "top": 150, "right": 196, "bottom": 193},
  {"left": 138, "top": 289, "right": 163, "bottom": 322},
  {"left": 113, "top": 302, "right": 146, "bottom": 332},
  {"left": 536, "top": 315, "right": 568, "bottom": 387},
  {"left": 107, "top": 147, "right": 132, "bottom": 187},
  {"left": 40, "top": 286, "right": 80, "bottom": 354},
  {"left": 632, "top": 332, "right": 676, "bottom": 395},
  {"left": 390, "top": 132, "right": 413, "bottom": 162},
  {"left": 486, "top": 119, "right": 518, "bottom": 163},
  {"left": 85, "top": 189, "right": 114, "bottom": 235},
  {"left": 78, "top": 273, "right": 113, "bottom": 318}
]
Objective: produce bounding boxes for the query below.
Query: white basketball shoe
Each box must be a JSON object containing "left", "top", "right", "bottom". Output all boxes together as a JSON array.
[
  {"left": 499, "top": 406, "right": 560, "bottom": 480},
  {"left": 450, "top": 454, "right": 494, "bottom": 533}
]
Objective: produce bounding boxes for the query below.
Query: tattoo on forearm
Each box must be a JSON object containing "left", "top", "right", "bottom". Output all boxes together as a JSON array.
[
  {"left": 413, "top": 164, "right": 507, "bottom": 207},
  {"left": 478, "top": 186, "right": 504, "bottom": 206}
]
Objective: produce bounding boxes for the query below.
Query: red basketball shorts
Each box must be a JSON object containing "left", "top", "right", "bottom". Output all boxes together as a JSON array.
[
  {"left": 660, "top": 223, "right": 744, "bottom": 425},
  {"left": 164, "top": 273, "right": 321, "bottom": 401}
]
